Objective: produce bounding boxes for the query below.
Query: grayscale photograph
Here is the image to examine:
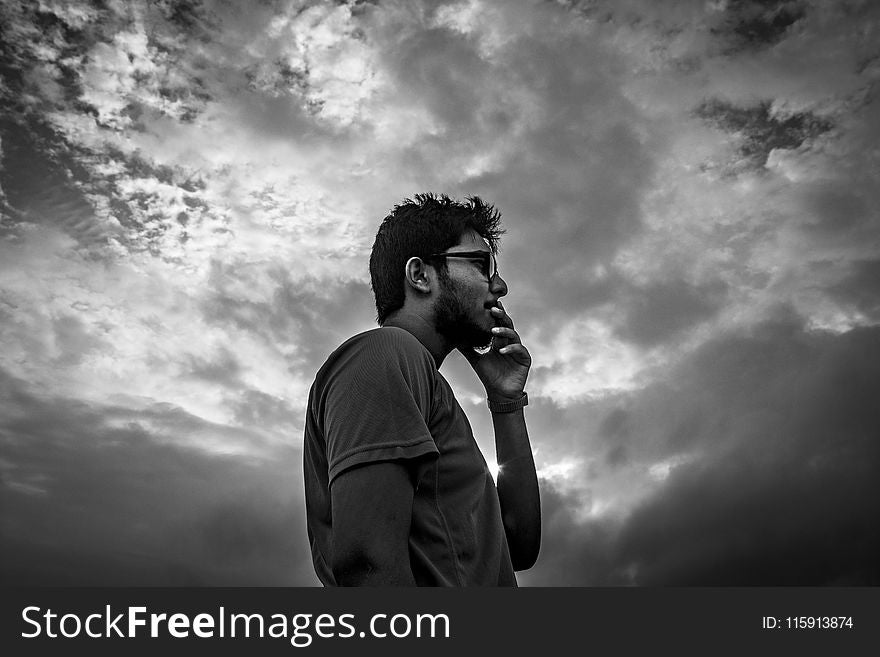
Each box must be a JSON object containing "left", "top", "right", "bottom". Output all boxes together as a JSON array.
[{"left": 1, "top": 0, "right": 878, "bottom": 588}]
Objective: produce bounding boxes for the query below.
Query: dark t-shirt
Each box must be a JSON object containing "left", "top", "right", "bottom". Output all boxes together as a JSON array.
[{"left": 303, "top": 326, "right": 517, "bottom": 586}]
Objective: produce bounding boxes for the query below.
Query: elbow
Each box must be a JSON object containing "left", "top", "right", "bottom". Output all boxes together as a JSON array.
[
  {"left": 331, "top": 547, "right": 371, "bottom": 586},
  {"left": 331, "top": 538, "right": 385, "bottom": 586},
  {"left": 510, "top": 537, "right": 541, "bottom": 571},
  {"left": 505, "top": 517, "right": 541, "bottom": 571},
  {"left": 331, "top": 543, "right": 413, "bottom": 586}
]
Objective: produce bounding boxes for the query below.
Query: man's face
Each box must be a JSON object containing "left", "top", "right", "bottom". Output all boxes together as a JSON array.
[{"left": 432, "top": 229, "right": 507, "bottom": 350}]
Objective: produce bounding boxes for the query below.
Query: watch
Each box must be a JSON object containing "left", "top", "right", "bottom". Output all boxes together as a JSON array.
[{"left": 487, "top": 392, "right": 529, "bottom": 413}]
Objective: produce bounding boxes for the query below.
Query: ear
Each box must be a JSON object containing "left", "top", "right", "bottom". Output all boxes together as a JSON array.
[{"left": 404, "top": 256, "right": 432, "bottom": 294}]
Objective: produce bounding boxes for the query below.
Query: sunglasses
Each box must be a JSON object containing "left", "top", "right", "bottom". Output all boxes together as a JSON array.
[{"left": 426, "top": 250, "right": 499, "bottom": 281}]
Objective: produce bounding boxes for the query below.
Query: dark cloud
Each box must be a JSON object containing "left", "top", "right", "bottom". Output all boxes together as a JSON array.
[
  {"left": 0, "top": 115, "right": 102, "bottom": 243},
  {"left": 517, "top": 480, "right": 628, "bottom": 587},
  {"left": 831, "top": 259, "right": 880, "bottom": 322},
  {"left": 230, "top": 389, "right": 298, "bottom": 431},
  {"left": 713, "top": 0, "right": 807, "bottom": 52},
  {"left": 394, "top": 26, "right": 490, "bottom": 130},
  {"left": 157, "top": 0, "right": 218, "bottom": 35},
  {"left": 616, "top": 278, "right": 727, "bottom": 347},
  {"left": 694, "top": 98, "right": 832, "bottom": 171},
  {"left": 616, "top": 438, "right": 879, "bottom": 585},
  {"left": 799, "top": 181, "right": 871, "bottom": 234},
  {"left": 0, "top": 1, "right": 91, "bottom": 99},
  {"left": 0, "top": 367, "right": 315, "bottom": 585},
  {"left": 525, "top": 318, "right": 880, "bottom": 585}
]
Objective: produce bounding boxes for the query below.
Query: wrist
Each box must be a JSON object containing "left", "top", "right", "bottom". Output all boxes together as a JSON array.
[
  {"left": 486, "top": 387, "right": 525, "bottom": 403},
  {"left": 487, "top": 392, "right": 528, "bottom": 413}
]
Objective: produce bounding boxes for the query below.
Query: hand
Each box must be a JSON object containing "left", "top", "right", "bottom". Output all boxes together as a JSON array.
[{"left": 458, "top": 300, "right": 531, "bottom": 401}]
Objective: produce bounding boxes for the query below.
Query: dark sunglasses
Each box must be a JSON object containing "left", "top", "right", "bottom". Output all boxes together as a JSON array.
[{"left": 425, "top": 250, "right": 499, "bottom": 281}]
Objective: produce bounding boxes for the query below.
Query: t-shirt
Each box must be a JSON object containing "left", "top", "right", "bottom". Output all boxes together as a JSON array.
[{"left": 303, "top": 326, "right": 517, "bottom": 586}]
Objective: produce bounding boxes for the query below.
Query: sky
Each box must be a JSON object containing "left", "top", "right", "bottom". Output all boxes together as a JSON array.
[{"left": 0, "top": 0, "right": 878, "bottom": 586}]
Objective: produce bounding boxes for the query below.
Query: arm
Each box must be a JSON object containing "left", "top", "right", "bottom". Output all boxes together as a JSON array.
[
  {"left": 460, "top": 301, "right": 541, "bottom": 570},
  {"left": 492, "top": 406, "right": 541, "bottom": 570},
  {"left": 329, "top": 461, "right": 419, "bottom": 586},
  {"left": 322, "top": 330, "right": 439, "bottom": 585}
]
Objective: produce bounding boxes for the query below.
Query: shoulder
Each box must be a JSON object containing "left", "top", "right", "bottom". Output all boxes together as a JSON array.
[
  {"left": 339, "top": 327, "right": 432, "bottom": 364},
  {"left": 317, "top": 327, "right": 434, "bottom": 384}
]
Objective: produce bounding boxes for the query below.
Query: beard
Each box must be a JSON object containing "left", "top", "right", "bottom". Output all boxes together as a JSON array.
[{"left": 433, "top": 275, "right": 494, "bottom": 351}]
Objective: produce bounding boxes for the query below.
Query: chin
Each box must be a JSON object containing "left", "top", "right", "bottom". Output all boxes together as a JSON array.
[
  {"left": 440, "top": 322, "right": 492, "bottom": 351},
  {"left": 469, "top": 335, "right": 493, "bottom": 351},
  {"left": 461, "top": 326, "right": 494, "bottom": 351}
]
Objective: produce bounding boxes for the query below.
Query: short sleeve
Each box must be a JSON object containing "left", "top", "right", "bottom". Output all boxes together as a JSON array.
[{"left": 322, "top": 329, "right": 440, "bottom": 483}]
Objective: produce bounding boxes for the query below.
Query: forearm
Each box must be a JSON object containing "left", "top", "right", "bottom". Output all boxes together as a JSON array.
[{"left": 492, "top": 408, "right": 541, "bottom": 570}]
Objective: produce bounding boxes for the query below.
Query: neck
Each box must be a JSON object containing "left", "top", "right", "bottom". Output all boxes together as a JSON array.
[{"left": 382, "top": 309, "right": 453, "bottom": 367}]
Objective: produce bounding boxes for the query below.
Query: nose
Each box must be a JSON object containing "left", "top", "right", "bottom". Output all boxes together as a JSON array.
[{"left": 490, "top": 272, "right": 508, "bottom": 298}]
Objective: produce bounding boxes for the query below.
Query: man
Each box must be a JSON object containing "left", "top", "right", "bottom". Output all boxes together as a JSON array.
[{"left": 303, "top": 193, "right": 540, "bottom": 586}]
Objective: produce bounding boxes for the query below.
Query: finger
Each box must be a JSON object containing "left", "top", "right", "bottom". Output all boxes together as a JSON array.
[
  {"left": 490, "top": 305, "right": 514, "bottom": 329},
  {"left": 498, "top": 343, "right": 531, "bottom": 362},
  {"left": 490, "top": 326, "right": 521, "bottom": 343}
]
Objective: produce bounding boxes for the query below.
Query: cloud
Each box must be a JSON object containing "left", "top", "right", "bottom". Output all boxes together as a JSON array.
[
  {"left": 2, "top": 0, "right": 879, "bottom": 586},
  {"left": 830, "top": 259, "right": 880, "bottom": 322},
  {"left": 517, "top": 480, "right": 626, "bottom": 586},
  {"left": 616, "top": 278, "right": 728, "bottom": 347},
  {"left": 522, "top": 317, "right": 880, "bottom": 585},
  {"left": 0, "top": 367, "right": 316, "bottom": 585},
  {"left": 694, "top": 98, "right": 832, "bottom": 172},
  {"left": 0, "top": 114, "right": 107, "bottom": 245},
  {"left": 712, "top": 0, "right": 808, "bottom": 54}
]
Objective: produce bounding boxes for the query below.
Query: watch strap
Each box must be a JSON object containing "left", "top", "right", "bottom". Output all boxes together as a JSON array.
[{"left": 487, "top": 392, "right": 529, "bottom": 413}]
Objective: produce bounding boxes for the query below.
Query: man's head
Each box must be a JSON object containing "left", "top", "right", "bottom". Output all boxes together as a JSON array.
[
  {"left": 429, "top": 227, "right": 509, "bottom": 350},
  {"left": 370, "top": 194, "right": 505, "bottom": 329}
]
